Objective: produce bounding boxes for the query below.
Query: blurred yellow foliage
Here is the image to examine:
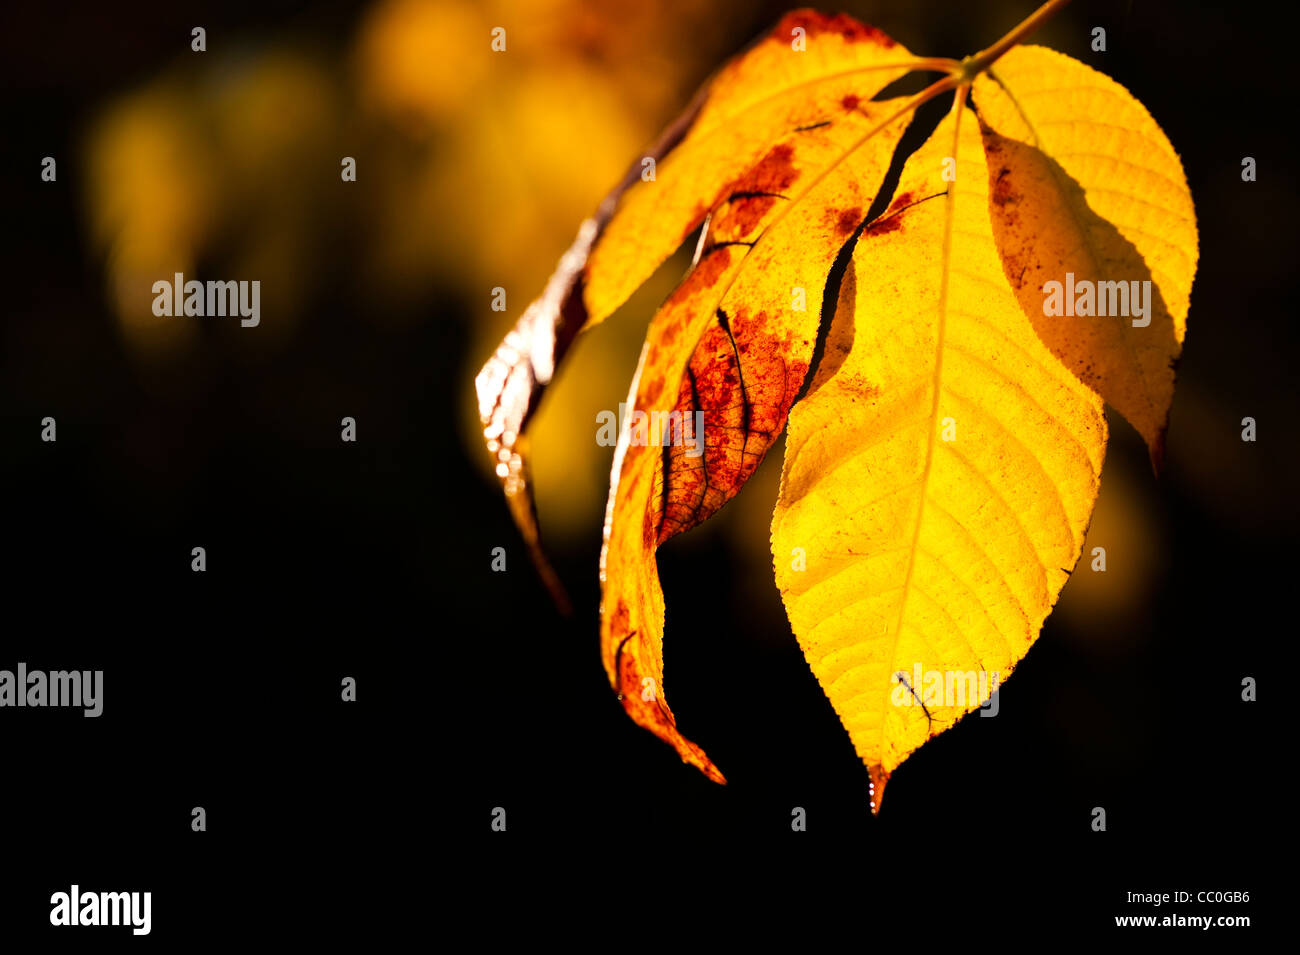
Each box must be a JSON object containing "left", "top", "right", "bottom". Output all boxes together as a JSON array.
[
  {"left": 356, "top": 0, "right": 494, "bottom": 128},
  {"left": 85, "top": 89, "right": 217, "bottom": 354},
  {"left": 84, "top": 52, "right": 336, "bottom": 354},
  {"left": 80, "top": 0, "right": 731, "bottom": 536},
  {"left": 353, "top": 0, "right": 725, "bottom": 296}
]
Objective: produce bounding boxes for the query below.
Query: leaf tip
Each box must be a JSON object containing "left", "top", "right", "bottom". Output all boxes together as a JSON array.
[
  {"left": 502, "top": 455, "right": 573, "bottom": 616},
  {"left": 867, "top": 765, "right": 890, "bottom": 816},
  {"left": 700, "top": 761, "right": 729, "bottom": 786},
  {"left": 614, "top": 670, "right": 726, "bottom": 785}
]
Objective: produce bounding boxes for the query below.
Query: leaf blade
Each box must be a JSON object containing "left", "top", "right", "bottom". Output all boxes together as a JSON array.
[
  {"left": 598, "top": 74, "right": 925, "bottom": 781},
  {"left": 771, "top": 102, "right": 1107, "bottom": 808},
  {"left": 972, "top": 45, "right": 1198, "bottom": 465},
  {"left": 584, "top": 10, "right": 921, "bottom": 324},
  {"left": 475, "top": 11, "right": 926, "bottom": 601}
]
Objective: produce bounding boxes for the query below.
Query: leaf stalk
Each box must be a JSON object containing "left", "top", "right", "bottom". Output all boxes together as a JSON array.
[{"left": 956, "top": 0, "right": 1074, "bottom": 81}]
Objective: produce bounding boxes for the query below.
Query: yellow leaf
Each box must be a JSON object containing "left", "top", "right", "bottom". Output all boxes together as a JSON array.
[
  {"left": 771, "top": 103, "right": 1107, "bottom": 809},
  {"left": 584, "top": 10, "right": 923, "bottom": 324},
  {"left": 477, "top": 4, "right": 1198, "bottom": 811},
  {"left": 972, "top": 45, "right": 1198, "bottom": 465},
  {"left": 478, "top": 11, "right": 934, "bottom": 625},
  {"left": 595, "top": 15, "right": 936, "bottom": 779}
]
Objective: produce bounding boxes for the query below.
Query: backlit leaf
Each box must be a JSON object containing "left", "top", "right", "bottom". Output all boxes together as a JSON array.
[
  {"left": 596, "top": 15, "right": 928, "bottom": 779},
  {"left": 972, "top": 45, "right": 1197, "bottom": 465},
  {"left": 476, "top": 4, "right": 1198, "bottom": 811},
  {"left": 771, "top": 105, "right": 1106, "bottom": 808}
]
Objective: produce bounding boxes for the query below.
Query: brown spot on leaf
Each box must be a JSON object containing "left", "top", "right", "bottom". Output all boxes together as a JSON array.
[
  {"left": 992, "top": 166, "right": 1019, "bottom": 207},
  {"left": 666, "top": 244, "right": 733, "bottom": 308},
  {"left": 609, "top": 600, "right": 632, "bottom": 672},
  {"left": 710, "top": 144, "right": 800, "bottom": 238},
  {"left": 886, "top": 190, "right": 915, "bottom": 214},
  {"left": 692, "top": 245, "right": 733, "bottom": 290},
  {"left": 736, "top": 143, "right": 798, "bottom": 195},
  {"left": 779, "top": 10, "right": 897, "bottom": 46},
  {"left": 638, "top": 371, "right": 665, "bottom": 402},
  {"left": 864, "top": 213, "right": 904, "bottom": 236},
  {"left": 862, "top": 190, "right": 929, "bottom": 235},
  {"left": 835, "top": 206, "right": 863, "bottom": 236},
  {"left": 657, "top": 308, "right": 813, "bottom": 544}
]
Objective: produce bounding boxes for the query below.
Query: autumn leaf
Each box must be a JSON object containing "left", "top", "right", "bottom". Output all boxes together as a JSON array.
[
  {"left": 475, "top": 9, "right": 935, "bottom": 612},
  {"left": 475, "top": 0, "right": 1197, "bottom": 810},
  {"left": 594, "top": 19, "right": 944, "bottom": 781},
  {"left": 771, "top": 102, "right": 1106, "bottom": 808},
  {"left": 971, "top": 45, "right": 1198, "bottom": 467}
]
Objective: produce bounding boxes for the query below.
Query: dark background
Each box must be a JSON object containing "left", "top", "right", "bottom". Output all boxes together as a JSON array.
[{"left": 1, "top": 0, "right": 1289, "bottom": 939}]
